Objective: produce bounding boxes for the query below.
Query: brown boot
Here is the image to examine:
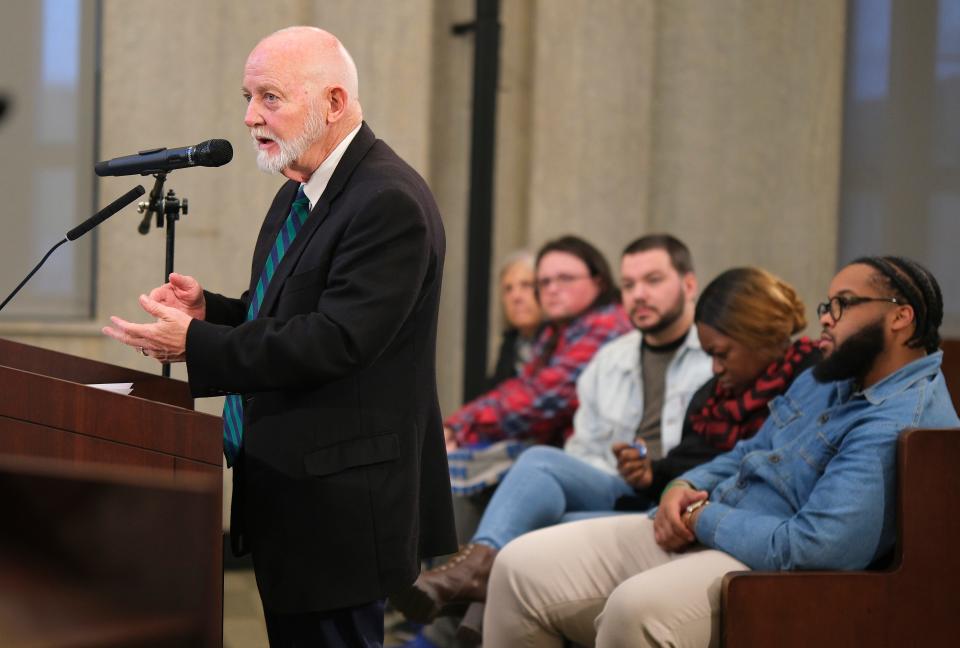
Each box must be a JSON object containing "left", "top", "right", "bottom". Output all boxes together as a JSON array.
[{"left": 390, "top": 543, "right": 497, "bottom": 623}]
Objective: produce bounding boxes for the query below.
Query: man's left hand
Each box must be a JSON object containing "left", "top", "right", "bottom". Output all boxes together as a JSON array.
[{"left": 102, "top": 294, "right": 192, "bottom": 363}]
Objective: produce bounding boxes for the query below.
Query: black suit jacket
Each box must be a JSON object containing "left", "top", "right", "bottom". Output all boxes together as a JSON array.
[{"left": 185, "top": 123, "right": 457, "bottom": 613}]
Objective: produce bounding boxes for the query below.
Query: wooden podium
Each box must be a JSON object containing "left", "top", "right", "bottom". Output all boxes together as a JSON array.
[{"left": 0, "top": 338, "right": 224, "bottom": 647}]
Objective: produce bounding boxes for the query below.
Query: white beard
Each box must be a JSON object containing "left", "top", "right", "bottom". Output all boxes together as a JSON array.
[{"left": 250, "top": 105, "right": 325, "bottom": 174}]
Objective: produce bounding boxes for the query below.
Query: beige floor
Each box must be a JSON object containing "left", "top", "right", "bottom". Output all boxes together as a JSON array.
[
  {"left": 223, "top": 569, "right": 412, "bottom": 647},
  {"left": 223, "top": 570, "right": 270, "bottom": 648}
]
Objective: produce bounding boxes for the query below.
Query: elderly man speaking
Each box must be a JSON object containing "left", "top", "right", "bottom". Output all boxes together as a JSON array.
[{"left": 103, "top": 26, "right": 456, "bottom": 647}]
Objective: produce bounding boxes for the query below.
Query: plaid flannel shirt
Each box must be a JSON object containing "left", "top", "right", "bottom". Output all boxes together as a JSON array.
[{"left": 447, "top": 302, "right": 631, "bottom": 447}]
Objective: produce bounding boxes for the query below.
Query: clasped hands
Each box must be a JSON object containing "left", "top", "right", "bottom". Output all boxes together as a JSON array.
[
  {"left": 611, "top": 442, "right": 708, "bottom": 552},
  {"left": 653, "top": 481, "right": 709, "bottom": 552},
  {"left": 102, "top": 272, "right": 206, "bottom": 363}
]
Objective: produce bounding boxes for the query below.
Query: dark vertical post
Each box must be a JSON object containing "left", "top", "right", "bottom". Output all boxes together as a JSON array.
[
  {"left": 460, "top": 0, "right": 501, "bottom": 402},
  {"left": 162, "top": 209, "right": 175, "bottom": 379}
]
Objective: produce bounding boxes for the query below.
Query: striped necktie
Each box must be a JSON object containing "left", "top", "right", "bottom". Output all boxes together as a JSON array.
[{"left": 222, "top": 184, "right": 310, "bottom": 466}]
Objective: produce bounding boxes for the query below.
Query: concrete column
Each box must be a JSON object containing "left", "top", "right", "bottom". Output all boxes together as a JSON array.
[
  {"left": 648, "top": 0, "right": 846, "bottom": 316},
  {"left": 524, "top": 0, "right": 657, "bottom": 267}
]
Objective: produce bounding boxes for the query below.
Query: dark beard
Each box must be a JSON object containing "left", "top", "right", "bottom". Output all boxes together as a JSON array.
[
  {"left": 636, "top": 289, "right": 686, "bottom": 336},
  {"left": 813, "top": 319, "right": 885, "bottom": 383}
]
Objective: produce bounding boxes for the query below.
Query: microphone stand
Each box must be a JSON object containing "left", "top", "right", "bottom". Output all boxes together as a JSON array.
[
  {"left": 137, "top": 172, "right": 188, "bottom": 378},
  {"left": 137, "top": 171, "right": 167, "bottom": 235}
]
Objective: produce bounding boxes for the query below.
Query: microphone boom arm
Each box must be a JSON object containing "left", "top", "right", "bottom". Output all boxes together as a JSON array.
[{"left": 1, "top": 184, "right": 145, "bottom": 313}]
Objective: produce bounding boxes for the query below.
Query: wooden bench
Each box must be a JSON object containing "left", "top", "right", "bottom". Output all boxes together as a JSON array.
[
  {"left": 720, "top": 426, "right": 960, "bottom": 647},
  {"left": 720, "top": 340, "right": 960, "bottom": 646}
]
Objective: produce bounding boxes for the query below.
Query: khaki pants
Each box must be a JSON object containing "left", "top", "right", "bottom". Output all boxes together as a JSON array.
[{"left": 482, "top": 515, "right": 748, "bottom": 648}]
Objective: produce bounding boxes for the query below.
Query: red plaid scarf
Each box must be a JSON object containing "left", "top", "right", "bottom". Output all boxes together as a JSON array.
[{"left": 689, "top": 337, "right": 819, "bottom": 451}]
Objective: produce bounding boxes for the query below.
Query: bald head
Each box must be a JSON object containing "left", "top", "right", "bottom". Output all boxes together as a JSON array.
[
  {"left": 256, "top": 27, "right": 360, "bottom": 102},
  {"left": 243, "top": 26, "right": 363, "bottom": 182}
]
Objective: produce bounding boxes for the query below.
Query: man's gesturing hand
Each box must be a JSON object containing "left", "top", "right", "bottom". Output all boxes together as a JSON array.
[
  {"left": 102, "top": 294, "right": 192, "bottom": 363},
  {"left": 148, "top": 272, "right": 206, "bottom": 320}
]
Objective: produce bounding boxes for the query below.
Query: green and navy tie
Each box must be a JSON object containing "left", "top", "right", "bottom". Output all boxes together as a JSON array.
[{"left": 222, "top": 184, "right": 311, "bottom": 466}]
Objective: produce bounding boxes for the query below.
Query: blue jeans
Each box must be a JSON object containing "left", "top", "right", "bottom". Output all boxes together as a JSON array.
[{"left": 472, "top": 446, "right": 637, "bottom": 549}]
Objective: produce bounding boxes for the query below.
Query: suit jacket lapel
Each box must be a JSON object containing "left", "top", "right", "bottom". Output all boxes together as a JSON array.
[{"left": 255, "top": 122, "right": 378, "bottom": 319}]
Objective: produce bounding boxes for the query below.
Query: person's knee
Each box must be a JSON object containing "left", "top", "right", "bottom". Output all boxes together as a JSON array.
[
  {"left": 597, "top": 581, "right": 646, "bottom": 640},
  {"left": 596, "top": 580, "right": 672, "bottom": 646},
  {"left": 516, "top": 444, "right": 565, "bottom": 473},
  {"left": 519, "top": 444, "right": 563, "bottom": 464},
  {"left": 597, "top": 579, "right": 712, "bottom": 647}
]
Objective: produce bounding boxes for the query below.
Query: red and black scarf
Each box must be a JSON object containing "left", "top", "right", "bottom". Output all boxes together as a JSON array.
[{"left": 689, "top": 337, "right": 819, "bottom": 451}]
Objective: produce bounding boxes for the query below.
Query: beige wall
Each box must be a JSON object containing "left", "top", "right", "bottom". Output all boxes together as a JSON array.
[
  {"left": 2, "top": 0, "right": 846, "bottom": 421},
  {"left": 488, "top": 0, "right": 844, "bottom": 353},
  {"left": 646, "top": 0, "right": 845, "bottom": 326}
]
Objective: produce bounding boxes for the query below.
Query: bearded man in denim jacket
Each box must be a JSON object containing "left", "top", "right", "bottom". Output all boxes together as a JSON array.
[{"left": 483, "top": 256, "right": 960, "bottom": 648}]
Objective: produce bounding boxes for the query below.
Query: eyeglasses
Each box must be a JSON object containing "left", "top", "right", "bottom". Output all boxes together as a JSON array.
[
  {"left": 816, "top": 295, "right": 901, "bottom": 323},
  {"left": 535, "top": 273, "right": 591, "bottom": 290}
]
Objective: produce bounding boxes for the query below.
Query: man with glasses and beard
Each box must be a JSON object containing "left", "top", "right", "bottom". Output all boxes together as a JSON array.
[{"left": 482, "top": 255, "right": 959, "bottom": 648}]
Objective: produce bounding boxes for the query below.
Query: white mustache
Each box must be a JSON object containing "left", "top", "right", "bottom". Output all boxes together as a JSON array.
[{"left": 250, "top": 127, "right": 277, "bottom": 142}]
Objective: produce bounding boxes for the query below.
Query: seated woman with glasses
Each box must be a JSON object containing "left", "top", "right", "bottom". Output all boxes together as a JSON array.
[
  {"left": 392, "top": 267, "right": 819, "bottom": 631},
  {"left": 443, "top": 235, "right": 631, "bottom": 495}
]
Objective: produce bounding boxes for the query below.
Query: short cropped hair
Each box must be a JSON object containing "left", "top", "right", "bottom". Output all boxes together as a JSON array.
[{"left": 622, "top": 234, "right": 694, "bottom": 275}]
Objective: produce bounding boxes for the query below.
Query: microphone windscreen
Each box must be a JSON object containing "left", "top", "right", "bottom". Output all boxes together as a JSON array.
[{"left": 196, "top": 139, "right": 233, "bottom": 167}]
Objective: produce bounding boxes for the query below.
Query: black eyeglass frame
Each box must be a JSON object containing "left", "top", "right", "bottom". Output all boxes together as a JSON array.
[{"left": 816, "top": 295, "right": 901, "bottom": 323}]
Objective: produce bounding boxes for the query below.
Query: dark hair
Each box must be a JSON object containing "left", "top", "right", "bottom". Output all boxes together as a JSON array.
[
  {"left": 535, "top": 235, "right": 619, "bottom": 310},
  {"left": 622, "top": 234, "right": 694, "bottom": 275},
  {"left": 695, "top": 267, "right": 806, "bottom": 351},
  {"left": 852, "top": 256, "right": 943, "bottom": 353}
]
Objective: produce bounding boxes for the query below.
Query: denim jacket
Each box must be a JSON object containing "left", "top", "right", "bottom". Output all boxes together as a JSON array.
[
  {"left": 565, "top": 328, "right": 713, "bottom": 474},
  {"left": 683, "top": 351, "right": 959, "bottom": 571}
]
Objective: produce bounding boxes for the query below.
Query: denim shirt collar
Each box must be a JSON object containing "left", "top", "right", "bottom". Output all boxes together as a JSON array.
[{"left": 834, "top": 350, "right": 944, "bottom": 405}]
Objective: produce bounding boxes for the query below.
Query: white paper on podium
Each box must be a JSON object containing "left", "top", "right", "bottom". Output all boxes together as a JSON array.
[{"left": 86, "top": 382, "right": 134, "bottom": 395}]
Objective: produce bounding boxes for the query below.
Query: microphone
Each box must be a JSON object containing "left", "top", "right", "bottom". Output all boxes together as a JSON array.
[
  {"left": 67, "top": 185, "right": 146, "bottom": 241},
  {"left": 1, "top": 185, "right": 145, "bottom": 313},
  {"left": 95, "top": 139, "right": 233, "bottom": 177}
]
